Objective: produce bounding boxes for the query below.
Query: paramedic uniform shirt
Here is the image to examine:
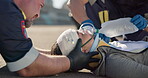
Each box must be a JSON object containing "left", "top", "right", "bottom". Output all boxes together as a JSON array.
[
  {"left": 0, "top": 0, "right": 39, "bottom": 72},
  {"left": 85, "top": 0, "right": 123, "bottom": 29}
]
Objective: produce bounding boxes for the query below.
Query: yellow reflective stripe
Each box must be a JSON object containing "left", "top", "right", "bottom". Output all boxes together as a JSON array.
[
  {"left": 97, "top": 40, "right": 110, "bottom": 47},
  {"left": 98, "top": 10, "right": 109, "bottom": 24},
  {"left": 104, "top": 10, "right": 109, "bottom": 22},
  {"left": 98, "top": 11, "right": 104, "bottom": 24},
  {"left": 21, "top": 10, "right": 26, "bottom": 20}
]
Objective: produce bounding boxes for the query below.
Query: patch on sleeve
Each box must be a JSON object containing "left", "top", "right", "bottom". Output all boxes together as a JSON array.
[{"left": 21, "top": 20, "right": 28, "bottom": 39}]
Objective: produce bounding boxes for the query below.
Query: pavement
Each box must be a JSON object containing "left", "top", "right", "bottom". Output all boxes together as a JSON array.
[{"left": 0, "top": 25, "right": 106, "bottom": 78}]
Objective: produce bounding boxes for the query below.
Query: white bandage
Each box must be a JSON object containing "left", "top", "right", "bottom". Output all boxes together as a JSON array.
[
  {"left": 57, "top": 29, "right": 79, "bottom": 55},
  {"left": 7, "top": 47, "right": 39, "bottom": 72}
]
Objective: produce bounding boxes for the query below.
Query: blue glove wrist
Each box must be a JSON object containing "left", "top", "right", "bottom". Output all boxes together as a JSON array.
[{"left": 131, "top": 14, "right": 148, "bottom": 30}]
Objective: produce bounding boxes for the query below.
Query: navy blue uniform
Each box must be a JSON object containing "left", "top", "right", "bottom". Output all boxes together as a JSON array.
[
  {"left": 85, "top": 0, "right": 123, "bottom": 29},
  {"left": 0, "top": 0, "right": 38, "bottom": 72},
  {"left": 0, "top": 0, "right": 39, "bottom": 72}
]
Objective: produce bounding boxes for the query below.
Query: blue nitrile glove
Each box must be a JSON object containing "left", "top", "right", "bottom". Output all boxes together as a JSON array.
[
  {"left": 99, "top": 33, "right": 110, "bottom": 43},
  {"left": 131, "top": 14, "right": 148, "bottom": 30},
  {"left": 79, "top": 19, "right": 96, "bottom": 35}
]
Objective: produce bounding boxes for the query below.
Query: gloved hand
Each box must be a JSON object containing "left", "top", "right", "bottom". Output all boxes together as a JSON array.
[
  {"left": 79, "top": 19, "right": 96, "bottom": 35},
  {"left": 131, "top": 14, "right": 148, "bottom": 30},
  {"left": 67, "top": 39, "right": 101, "bottom": 71},
  {"left": 99, "top": 33, "right": 110, "bottom": 43}
]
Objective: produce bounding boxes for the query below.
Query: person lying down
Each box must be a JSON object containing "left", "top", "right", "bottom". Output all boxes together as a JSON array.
[{"left": 50, "top": 18, "right": 148, "bottom": 78}]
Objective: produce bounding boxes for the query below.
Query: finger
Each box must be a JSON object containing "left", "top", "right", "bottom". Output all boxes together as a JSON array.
[
  {"left": 131, "top": 15, "right": 140, "bottom": 22},
  {"left": 83, "top": 29, "right": 88, "bottom": 34},
  {"left": 85, "top": 30, "right": 91, "bottom": 34},
  {"left": 137, "top": 19, "right": 147, "bottom": 29},
  {"left": 89, "top": 57, "right": 101, "bottom": 63},
  {"left": 143, "top": 21, "right": 148, "bottom": 28},
  {"left": 75, "top": 39, "right": 83, "bottom": 50},
  {"left": 132, "top": 17, "right": 141, "bottom": 25},
  {"left": 88, "top": 52, "right": 99, "bottom": 56},
  {"left": 137, "top": 21, "right": 144, "bottom": 29},
  {"left": 78, "top": 29, "right": 85, "bottom": 34}
]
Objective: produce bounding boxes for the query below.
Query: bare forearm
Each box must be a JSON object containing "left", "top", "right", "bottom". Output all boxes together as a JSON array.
[
  {"left": 17, "top": 53, "right": 70, "bottom": 77},
  {"left": 38, "top": 53, "right": 70, "bottom": 75},
  {"left": 67, "top": 0, "right": 89, "bottom": 24}
]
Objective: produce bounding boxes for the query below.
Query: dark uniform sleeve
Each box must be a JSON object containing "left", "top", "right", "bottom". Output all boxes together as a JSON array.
[
  {"left": 0, "top": 0, "right": 32, "bottom": 62},
  {"left": 0, "top": 0, "right": 39, "bottom": 72}
]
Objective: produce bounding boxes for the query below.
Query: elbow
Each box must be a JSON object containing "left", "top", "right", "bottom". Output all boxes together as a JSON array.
[{"left": 17, "top": 68, "right": 31, "bottom": 77}]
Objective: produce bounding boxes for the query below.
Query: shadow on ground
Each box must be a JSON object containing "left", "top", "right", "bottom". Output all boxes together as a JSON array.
[{"left": 0, "top": 66, "right": 106, "bottom": 78}]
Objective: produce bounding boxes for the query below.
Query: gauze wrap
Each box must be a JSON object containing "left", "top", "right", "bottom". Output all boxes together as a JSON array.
[{"left": 57, "top": 29, "right": 79, "bottom": 55}]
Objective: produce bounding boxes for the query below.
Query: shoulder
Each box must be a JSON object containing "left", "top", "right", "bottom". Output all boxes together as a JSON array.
[{"left": 0, "top": 0, "right": 20, "bottom": 14}]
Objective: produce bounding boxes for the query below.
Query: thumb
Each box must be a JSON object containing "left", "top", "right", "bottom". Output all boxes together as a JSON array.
[{"left": 73, "top": 39, "right": 82, "bottom": 51}]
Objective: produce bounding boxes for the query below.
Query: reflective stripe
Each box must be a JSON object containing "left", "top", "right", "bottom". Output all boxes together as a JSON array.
[
  {"left": 98, "top": 39, "right": 110, "bottom": 47},
  {"left": 7, "top": 47, "right": 39, "bottom": 72},
  {"left": 104, "top": 10, "right": 109, "bottom": 22},
  {"left": 21, "top": 10, "right": 26, "bottom": 20},
  {"left": 98, "top": 10, "right": 109, "bottom": 24},
  {"left": 98, "top": 11, "right": 104, "bottom": 24}
]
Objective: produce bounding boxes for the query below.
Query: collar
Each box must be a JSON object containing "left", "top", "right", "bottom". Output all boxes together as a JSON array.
[{"left": 21, "top": 10, "right": 26, "bottom": 20}]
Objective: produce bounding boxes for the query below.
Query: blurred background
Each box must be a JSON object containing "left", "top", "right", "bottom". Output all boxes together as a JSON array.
[
  {"left": 33, "top": 0, "right": 75, "bottom": 25},
  {"left": 29, "top": 0, "right": 78, "bottom": 50}
]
